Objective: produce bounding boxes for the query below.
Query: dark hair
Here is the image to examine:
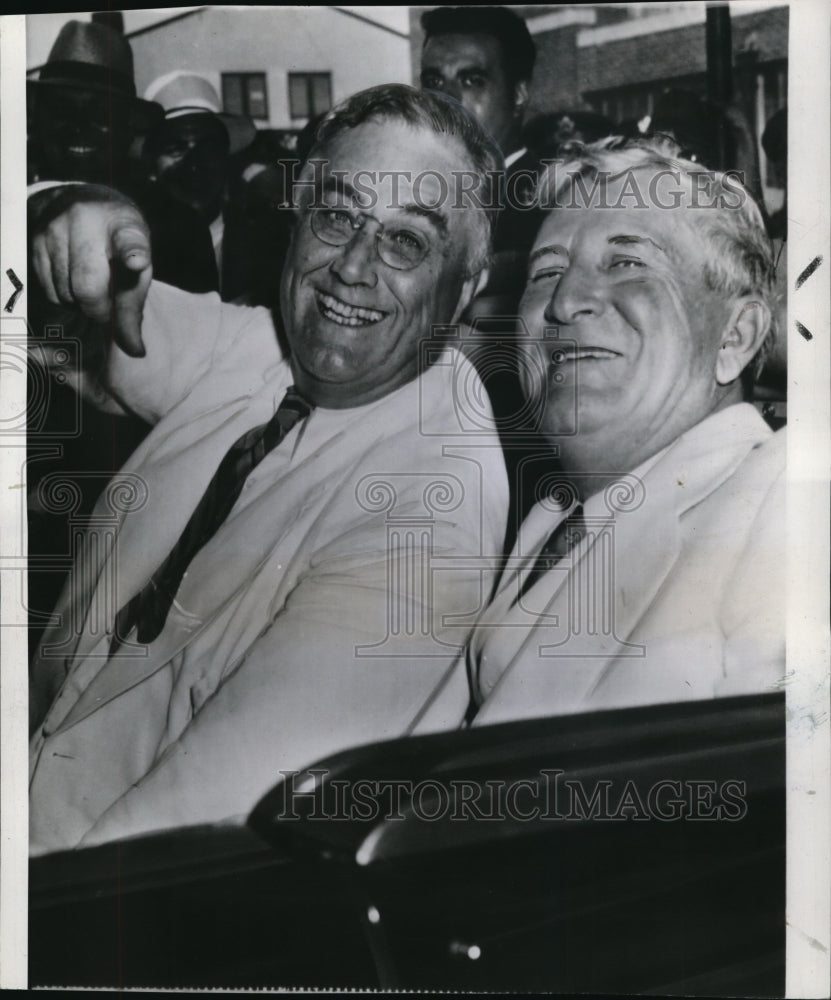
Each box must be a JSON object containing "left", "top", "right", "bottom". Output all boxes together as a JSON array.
[
  {"left": 421, "top": 6, "right": 536, "bottom": 87},
  {"left": 304, "top": 84, "right": 504, "bottom": 272}
]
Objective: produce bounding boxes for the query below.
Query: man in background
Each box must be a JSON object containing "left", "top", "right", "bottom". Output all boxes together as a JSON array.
[
  {"left": 26, "top": 20, "right": 217, "bottom": 648},
  {"left": 28, "top": 20, "right": 217, "bottom": 291},
  {"left": 419, "top": 6, "right": 548, "bottom": 545},
  {"left": 140, "top": 71, "right": 286, "bottom": 304},
  {"left": 420, "top": 5, "right": 541, "bottom": 315}
]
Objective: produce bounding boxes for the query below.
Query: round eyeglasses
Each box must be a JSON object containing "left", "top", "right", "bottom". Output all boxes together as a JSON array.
[{"left": 309, "top": 207, "right": 430, "bottom": 271}]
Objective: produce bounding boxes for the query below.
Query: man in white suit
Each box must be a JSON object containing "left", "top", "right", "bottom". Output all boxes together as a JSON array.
[
  {"left": 455, "top": 140, "right": 785, "bottom": 726},
  {"left": 27, "top": 86, "right": 508, "bottom": 852}
]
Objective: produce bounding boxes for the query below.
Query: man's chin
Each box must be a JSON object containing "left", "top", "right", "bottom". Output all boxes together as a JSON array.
[{"left": 296, "top": 350, "right": 363, "bottom": 387}]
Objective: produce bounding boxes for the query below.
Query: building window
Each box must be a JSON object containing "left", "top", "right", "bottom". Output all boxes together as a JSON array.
[
  {"left": 222, "top": 73, "right": 269, "bottom": 121},
  {"left": 588, "top": 75, "right": 706, "bottom": 129},
  {"left": 288, "top": 72, "right": 332, "bottom": 121}
]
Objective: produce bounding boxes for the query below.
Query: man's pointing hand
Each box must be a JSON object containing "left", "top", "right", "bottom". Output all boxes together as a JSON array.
[{"left": 31, "top": 192, "right": 152, "bottom": 358}]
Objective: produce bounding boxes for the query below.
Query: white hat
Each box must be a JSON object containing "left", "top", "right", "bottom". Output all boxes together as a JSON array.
[{"left": 144, "top": 70, "right": 257, "bottom": 153}]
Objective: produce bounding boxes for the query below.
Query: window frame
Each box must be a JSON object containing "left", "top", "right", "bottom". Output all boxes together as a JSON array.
[
  {"left": 287, "top": 71, "right": 333, "bottom": 122},
  {"left": 221, "top": 72, "right": 269, "bottom": 122}
]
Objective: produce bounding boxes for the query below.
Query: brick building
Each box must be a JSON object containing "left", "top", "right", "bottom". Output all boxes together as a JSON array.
[
  {"left": 410, "top": 3, "right": 788, "bottom": 198},
  {"left": 409, "top": 4, "right": 787, "bottom": 120},
  {"left": 578, "top": 5, "right": 787, "bottom": 130}
]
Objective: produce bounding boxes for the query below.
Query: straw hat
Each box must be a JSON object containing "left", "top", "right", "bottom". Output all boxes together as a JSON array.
[{"left": 144, "top": 71, "right": 257, "bottom": 154}]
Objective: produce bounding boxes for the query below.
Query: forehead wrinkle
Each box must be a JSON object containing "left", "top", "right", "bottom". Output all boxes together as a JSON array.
[
  {"left": 317, "top": 174, "right": 378, "bottom": 213},
  {"left": 612, "top": 225, "right": 699, "bottom": 280},
  {"left": 608, "top": 234, "right": 667, "bottom": 255}
]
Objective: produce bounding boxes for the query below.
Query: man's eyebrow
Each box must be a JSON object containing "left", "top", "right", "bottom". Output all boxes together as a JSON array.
[
  {"left": 456, "top": 63, "right": 489, "bottom": 76},
  {"left": 608, "top": 234, "right": 666, "bottom": 253},
  {"left": 401, "top": 203, "right": 449, "bottom": 238},
  {"left": 529, "top": 243, "right": 568, "bottom": 264},
  {"left": 318, "top": 180, "right": 449, "bottom": 238},
  {"left": 422, "top": 63, "right": 489, "bottom": 78},
  {"left": 321, "top": 176, "right": 356, "bottom": 200}
]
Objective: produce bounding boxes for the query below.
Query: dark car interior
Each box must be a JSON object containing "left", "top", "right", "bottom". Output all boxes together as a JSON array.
[{"left": 30, "top": 691, "right": 784, "bottom": 993}]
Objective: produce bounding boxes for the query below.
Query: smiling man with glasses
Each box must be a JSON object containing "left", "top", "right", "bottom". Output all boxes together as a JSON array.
[
  {"left": 26, "top": 85, "right": 509, "bottom": 853},
  {"left": 281, "top": 109, "right": 493, "bottom": 410}
]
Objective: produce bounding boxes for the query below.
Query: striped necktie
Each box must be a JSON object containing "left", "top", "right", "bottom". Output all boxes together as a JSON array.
[
  {"left": 515, "top": 504, "right": 586, "bottom": 602},
  {"left": 110, "top": 385, "right": 313, "bottom": 654}
]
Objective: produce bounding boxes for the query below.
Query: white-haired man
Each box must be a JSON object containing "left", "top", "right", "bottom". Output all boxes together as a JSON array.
[
  {"left": 27, "top": 85, "right": 508, "bottom": 852},
  {"left": 426, "top": 140, "right": 785, "bottom": 727}
]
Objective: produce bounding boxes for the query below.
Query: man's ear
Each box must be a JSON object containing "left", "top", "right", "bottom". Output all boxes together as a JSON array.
[
  {"left": 451, "top": 267, "right": 490, "bottom": 323},
  {"left": 716, "top": 297, "right": 771, "bottom": 385},
  {"left": 513, "top": 80, "right": 529, "bottom": 119}
]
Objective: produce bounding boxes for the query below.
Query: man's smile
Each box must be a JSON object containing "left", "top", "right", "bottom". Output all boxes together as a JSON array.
[
  {"left": 551, "top": 345, "right": 622, "bottom": 363},
  {"left": 316, "top": 291, "right": 388, "bottom": 327}
]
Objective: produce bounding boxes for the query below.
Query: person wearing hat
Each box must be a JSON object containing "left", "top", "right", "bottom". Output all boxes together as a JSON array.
[
  {"left": 141, "top": 71, "right": 257, "bottom": 300},
  {"left": 28, "top": 20, "right": 218, "bottom": 292},
  {"left": 26, "top": 22, "right": 219, "bottom": 653},
  {"left": 28, "top": 18, "right": 160, "bottom": 185}
]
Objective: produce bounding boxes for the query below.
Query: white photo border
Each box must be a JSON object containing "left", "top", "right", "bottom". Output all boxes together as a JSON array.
[{"left": 1, "top": 3, "right": 828, "bottom": 993}]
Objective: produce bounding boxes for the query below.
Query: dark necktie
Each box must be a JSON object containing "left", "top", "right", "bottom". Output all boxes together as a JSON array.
[
  {"left": 110, "top": 385, "right": 313, "bottom": 653},
  {"left": 465, "top": 505, "right": 587, "bottom": 723},
  {"left": 515, "top": 503, "right": 586, "bottom": 602}
]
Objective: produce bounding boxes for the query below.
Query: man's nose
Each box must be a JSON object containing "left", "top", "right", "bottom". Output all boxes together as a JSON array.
[
  {"left": 61, "top": 116, "right": 89, "bottom": 136},
  {"left": 180, "top": 143, "right": 205, "bottom": 171},
  {"left": 544, "top": 265, "right": 603, "bottom": 325},
  {"left": 330, "top": 228, "right": 379, "bottom": 287},
  {"left": 433, "top": 79, "right": 462, "bottom": 103}
]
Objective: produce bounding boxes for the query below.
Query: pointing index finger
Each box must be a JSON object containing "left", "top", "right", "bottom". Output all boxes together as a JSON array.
[{"left": 108, "top": 210, "right": 152, "bottom": 357}]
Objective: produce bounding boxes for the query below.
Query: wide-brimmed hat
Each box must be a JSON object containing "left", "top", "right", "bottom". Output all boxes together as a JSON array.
[
  {"left": 28, "top": 20, "right": 162, "bottom": 133},
  {"left": 143, "top": 71, "right": 257, "bottom": 154}
]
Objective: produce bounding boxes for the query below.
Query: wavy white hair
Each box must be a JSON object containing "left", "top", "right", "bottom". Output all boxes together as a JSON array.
[{"left": 534, "top": 137, "right": 776, "bottom": 378}]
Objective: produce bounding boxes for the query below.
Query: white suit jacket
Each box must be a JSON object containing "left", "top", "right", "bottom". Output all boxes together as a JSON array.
[
  {"left": 29, "top": 283, "right": 508, "bottom": 852},
  {"left": 417, "top": 403, "right": 785, "bottom": 732},
  {"left": 466, "top": 404, "right": 786, "bottom": 725}
]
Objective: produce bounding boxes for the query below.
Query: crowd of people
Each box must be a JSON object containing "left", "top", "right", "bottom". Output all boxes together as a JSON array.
[{"left": 26, "top": 8, "right": 787, "bottom": 853}]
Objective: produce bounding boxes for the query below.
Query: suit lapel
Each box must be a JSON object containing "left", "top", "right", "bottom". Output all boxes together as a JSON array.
[
  {"left": 51, "top": 623, "right": 194, "bottom": 735},
  {"left": 478, "top": 405, "right": 772, "bottom": 717},
  {"left": 45, "top": 415, "right": 349, "bottom": 736},
  {"left": 526, "top": 473, "right": 682, "bottom": 710}
]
